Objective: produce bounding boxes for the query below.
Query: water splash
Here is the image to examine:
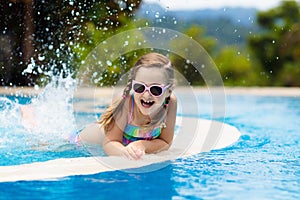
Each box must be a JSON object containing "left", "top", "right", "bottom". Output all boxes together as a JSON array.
[
  {"left": 0, "top": 97, "right": 27, "bottom": 149},
  {"left": 0, "top": 74, "right": 77, "bottom": 150},
  {"left": 24, "top": 74, "right": 77, "bottom": 143},
  {"left": 0, "top": 97, "right": 22, "bottom": 127}
]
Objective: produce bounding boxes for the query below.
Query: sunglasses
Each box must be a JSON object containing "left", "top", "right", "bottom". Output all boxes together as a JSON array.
[{"left": 132, "top": 80, "right": 170, "bottom": 97}]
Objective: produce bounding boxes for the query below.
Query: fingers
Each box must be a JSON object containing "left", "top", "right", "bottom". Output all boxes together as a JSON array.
[{"left": 122, "top": 145, "right": 145, "bottom": 160}]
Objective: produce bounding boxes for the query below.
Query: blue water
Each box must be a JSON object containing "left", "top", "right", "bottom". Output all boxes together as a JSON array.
[{"left": 1, "top": 94, "right": 300, "bottom": 199}]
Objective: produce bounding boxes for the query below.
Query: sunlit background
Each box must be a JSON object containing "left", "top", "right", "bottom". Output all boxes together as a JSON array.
[
  {"left": 1, "top": 0, "right": 300, "bottom": 87},
  {"left": 144, "top": 0, "right": 283, "bottom": 10}
]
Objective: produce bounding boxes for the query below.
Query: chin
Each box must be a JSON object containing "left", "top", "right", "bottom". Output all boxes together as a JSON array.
[
  {"left": 139, "top": 105, "right": 160, "bottom": 116},
  {"left": 139, "top": 106, "right": 151, "bottom": 116}
]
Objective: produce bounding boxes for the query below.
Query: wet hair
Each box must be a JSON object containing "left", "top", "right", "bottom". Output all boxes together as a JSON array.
[{"left": 98, "top": 52, "right": 175, "bottom": 131}]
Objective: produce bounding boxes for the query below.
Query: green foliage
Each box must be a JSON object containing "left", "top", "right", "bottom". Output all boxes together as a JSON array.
[
  {"left": 277, "top": 61, "right": 300, "bottom": 86},
  {"left": 3, "top": 0, "right": 300, "bottom": 87},
  {"left": 64, "top": 2, "right": 154, "bottom": 87},
  {"left": 214, "top": 47, "right": 261, "bottom": 86},
  {"left": 72, "top": 20, "right": 152, "bottom": 86},
  {"left": 0, "top": 0, "right": 142, "bottom": 86},
  {"left": 169, "top": 25, "right": 217, "bottom": 85},
  {"left": 248, "top": 0, "right": 300, "bottom": 86},
  {"left": 183, "top": 25, "right": 217, "bottom": 53}
]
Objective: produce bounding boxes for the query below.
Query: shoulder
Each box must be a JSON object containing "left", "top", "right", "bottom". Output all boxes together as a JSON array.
[
  {"left": 168, "top": 93, "right": 177, "bottom": 108},
  {"left": 166, "top": 93, "right": 177, "bottom": 117},
  {"left": 111, "top": 95, "right": 131, "bottom": 129},
  {"left": 170, "top": 93, "right": 177, "bottom": 101}
]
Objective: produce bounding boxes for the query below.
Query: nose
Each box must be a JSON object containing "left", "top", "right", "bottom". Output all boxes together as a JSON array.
[{"left": 143, "top": 88, "right": 152, "bottom": 97}]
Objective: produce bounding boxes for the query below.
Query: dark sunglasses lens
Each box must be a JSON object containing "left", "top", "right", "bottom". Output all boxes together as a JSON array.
[
  {"left": 133, "top": 83, "right": 145, "bottom": 93},
  {"left": 150, "top": 86, "right": 163, "bottom": 96}
]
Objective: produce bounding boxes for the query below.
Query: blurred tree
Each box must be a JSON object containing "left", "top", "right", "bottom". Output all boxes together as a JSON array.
[
  {"left": 214, "top": 46, "right": 262, "bottom": 86},
  {"left": 169, "top": 25, "right": 217, "bottom": 85},
  {"left": 0, "top": 1, "right": 30, "bottom": 85},
  {"left": 0, "top": 0, "right": 142, "bottom": 86},
  {"left": 248, "top": 0, "right": 300, "bottom": 86},
  {"left": 277, "top": 22, "right": 300, "bottom": 86}
]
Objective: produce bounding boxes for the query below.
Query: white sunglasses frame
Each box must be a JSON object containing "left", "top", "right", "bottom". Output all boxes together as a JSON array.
[{"left": 132, "top": 80, "right": 171, "bottom": 97}]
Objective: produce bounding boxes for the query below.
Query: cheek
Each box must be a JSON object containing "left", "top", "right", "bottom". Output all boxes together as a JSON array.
[
  {"left": 133, "top": 93, "right": 142, "bottom": 102},
  {"left": 156, "top": 96, "right": 166, "bottom": 105}
]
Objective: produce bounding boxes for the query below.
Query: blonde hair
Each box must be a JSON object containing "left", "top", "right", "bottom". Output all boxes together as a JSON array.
[{"left": 98, "top": 52, "right": 175, "bottom": 131}]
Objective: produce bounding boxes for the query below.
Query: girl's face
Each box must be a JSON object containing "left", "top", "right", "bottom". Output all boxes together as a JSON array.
[{"left": 133, "top": 67, "right": 171, "bottom": 116}]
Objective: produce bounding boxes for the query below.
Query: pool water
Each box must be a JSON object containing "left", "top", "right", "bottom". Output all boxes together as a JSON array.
[{"left": 1, "top": 94, "right": 299, "bottom": 199}]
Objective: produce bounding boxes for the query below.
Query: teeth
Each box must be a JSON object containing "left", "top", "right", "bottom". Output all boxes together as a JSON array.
[
  {"left": 144, "top": 100, "right": 152, "bottom": 103},
  {"left": 141, "top": 99, "right": 154, "bottom": 106}
]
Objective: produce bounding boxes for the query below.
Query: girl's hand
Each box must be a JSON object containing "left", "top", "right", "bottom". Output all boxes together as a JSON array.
[{"left": 122, "top": 141, "right": 145, "bottom": 160}]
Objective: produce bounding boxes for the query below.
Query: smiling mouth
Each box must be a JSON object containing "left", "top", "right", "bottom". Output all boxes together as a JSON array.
[{"left": 141, "top": 99, "right": 155, "bottom": 108}]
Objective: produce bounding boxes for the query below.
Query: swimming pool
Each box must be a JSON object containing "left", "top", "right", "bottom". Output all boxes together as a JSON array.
[{"left": 0, "top": 92, "right": 299, "bottom": 199}]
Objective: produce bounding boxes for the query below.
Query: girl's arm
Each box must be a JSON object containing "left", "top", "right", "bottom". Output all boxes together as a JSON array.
[
  {"left": 77, "top": 123, "right": 104, "bottom": 144},
  {"left": 102, "top": 121, "right": 126, "bottom": 155},
  {"left": 102, "top": 97, "right": 144, "bottom": 160},
  {"left": 102, "top": 100, "right": 127, "bottom": 156},
  {"left": 129, "top": 94, "right": 177, "bottom": 154},
  {"left": 103, "top": 122, "right": 145, "bottom": 160}
]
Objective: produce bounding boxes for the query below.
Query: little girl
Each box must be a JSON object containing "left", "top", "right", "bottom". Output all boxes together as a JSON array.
[{"left": 78, "top": 52, "right": 177, "bottom": 160}]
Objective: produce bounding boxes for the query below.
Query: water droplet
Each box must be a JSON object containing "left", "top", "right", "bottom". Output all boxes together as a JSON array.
[
  {"left": 38, "top": 55, "right": 45, "bottom": 61},
  {"left": 48, "top": 45, "right": 53, "bottom": 50},
  {"left": 34, "top": 85, "right": 40, "bottom": 90},
  {"left": 106, "top": 60, "right": 112, "bottom": 66},
  {"left": 155, "top": 12, "right": 160, "bottom": 18}
]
